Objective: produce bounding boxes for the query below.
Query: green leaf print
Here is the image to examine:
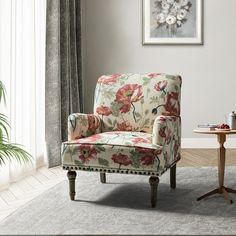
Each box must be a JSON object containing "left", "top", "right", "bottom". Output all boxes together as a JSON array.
[
  {"left": 134, "top": 112, "right": 141, "bottom": 118},
  {"left": 150, "top": 96, "right": 159, "bottom": 104},
  {"left": 98, "top": 158, "right": 109, "bottom": 166},
  {"left": 71, "top": 146, "right": 78, "bottom": 156},
  {"left": 107, "top": 118, "right": 113, "bottom": 125},
  {"left": 166, "top": 75, "right": 175, "bottom": 80},
  {"left": 159, "top": 92, "right": 165, "bottom": 99},
  {"left": 102, "top": 88, "right": 114, "bottom": 99},
  {"left": 143, "top": 118, "right": 150, "bottom": 127},
  {"left": 95, "top": 145, "right": 106, "bottom": 152},
  {"left": 79, "top": 116, "right": 88, "bottom": 126},
  {"left": 110, "top": 102, "right": 122, "bottom": 117},
  {"left": 74, "top": 159, "right": 82, "bottom": 166},
  {"left": 113, "top": 119, "right": 117, "bottom": 126},
  {"left": 130, "top": 150, "right": 141, "bottom": 168},
  {"left": 142, "top": 77, "right": 151, "bottom": 86}
]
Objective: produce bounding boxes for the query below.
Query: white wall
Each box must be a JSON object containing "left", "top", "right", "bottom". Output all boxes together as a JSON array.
[{"left": 82, "top": 0, "right": 236, "bottom": 146}]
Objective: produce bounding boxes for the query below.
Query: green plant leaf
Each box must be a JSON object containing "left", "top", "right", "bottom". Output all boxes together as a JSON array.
[
  {"left": 0, "top": 81, "right": 6, "bottom": 105},
  {"left": 0, "top": 80, "right": 32, "bottom": 166},
  {"left": 0, "top": 143, "right": 32, "bottom": 166},
  {"left": 0, "top": 113, "right": 10, "bottom": 141}
]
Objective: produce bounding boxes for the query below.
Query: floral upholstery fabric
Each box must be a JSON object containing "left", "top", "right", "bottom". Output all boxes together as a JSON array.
[
  {"left": 68, "top": 113, "right": 101, "bottom": 141},
  {"left": 62, "top": 73, "right": 182, "bottom": 176},
  {"left": 94, "top": 73, "right": 181, "bottom": 133},
  {"left": 62, "top": 131, "right": 164, "bottom": 174},
  {"left": 153, "top": 115, "right": 181, "bottom": 168}
]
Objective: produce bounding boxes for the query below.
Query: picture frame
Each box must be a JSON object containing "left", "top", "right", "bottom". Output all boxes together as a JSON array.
[{"left": 142, "top": 0, "right": 203, "bottom": 45}]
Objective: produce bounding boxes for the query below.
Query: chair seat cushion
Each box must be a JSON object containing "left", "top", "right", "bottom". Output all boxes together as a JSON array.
[{"left": 62, "top": 131, "right": 164, "bottom": 175}]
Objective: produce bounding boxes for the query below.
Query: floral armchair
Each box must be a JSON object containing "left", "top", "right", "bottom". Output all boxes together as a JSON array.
[{"left": 62, "top": 73, "right": 182, "bottom": 207}]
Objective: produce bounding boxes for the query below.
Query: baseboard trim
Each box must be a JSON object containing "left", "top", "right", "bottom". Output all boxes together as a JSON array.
[{"left": 182, "top": 138, "right": 236, "bottom": 149}]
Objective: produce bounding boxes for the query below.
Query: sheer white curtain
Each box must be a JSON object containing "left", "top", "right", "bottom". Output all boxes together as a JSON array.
[{"left": 0, "top": 0, "right": 46, "bottom": 190}]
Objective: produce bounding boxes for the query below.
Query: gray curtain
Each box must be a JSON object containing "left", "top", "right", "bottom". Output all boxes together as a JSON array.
[{"left": 45, "top": 0, "right": 83, "bottom": 168}]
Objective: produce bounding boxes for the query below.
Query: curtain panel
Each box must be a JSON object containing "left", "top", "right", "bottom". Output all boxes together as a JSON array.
[
  {"left": 45, "top": 0, "right": 83, "bottom": 168},
  {"left": 0, "top": 0, "right": 46, "bottom": 190}
]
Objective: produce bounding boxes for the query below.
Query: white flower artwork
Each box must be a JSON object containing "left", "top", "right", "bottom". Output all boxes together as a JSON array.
[
  {"left": 154, "top": 0, "right": 192, "bottom": 37},
  {"left": 143, "top": 0, "right": 203, "bottom": 44}
]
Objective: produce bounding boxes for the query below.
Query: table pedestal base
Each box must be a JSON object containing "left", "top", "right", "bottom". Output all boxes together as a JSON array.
[
  {"left": 197, "top": 186, "right": 236, "bottom": 204},
  {"left": 194, "top": 131, "right": 236, "bottom": 204}
]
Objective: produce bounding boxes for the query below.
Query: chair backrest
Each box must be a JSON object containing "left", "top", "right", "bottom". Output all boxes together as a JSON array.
[{"left": 94, "top": 73, "right": 181, "bottom": 133}]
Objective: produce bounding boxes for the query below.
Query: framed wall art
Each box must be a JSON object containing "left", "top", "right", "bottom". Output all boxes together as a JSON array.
[{"left": 143, "top": 0, "right": 203, "bottom": 45}]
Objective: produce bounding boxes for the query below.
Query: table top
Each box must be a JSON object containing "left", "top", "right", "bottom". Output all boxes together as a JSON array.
[{"left": 194, "top": 129, "right": 236, "bottom": 135}]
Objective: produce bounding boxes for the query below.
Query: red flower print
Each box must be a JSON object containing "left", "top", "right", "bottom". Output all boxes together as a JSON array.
[
  {"left": 163, "top": 152, "right": 169, "bottom": 163},
  {"left": 174, "top": 140, "right": 179, "bottom": 160},
  {"left": 158, "top": 116, "right": 167, "bottom": 123},
  {"left": 165, "top": 128, "right": 172, "bottom": 144},
  {"left": 161, "top": 111, "right": 171, "bottom": 116},
  {"left": 135, "top": 147, "right": 161, "bottom": 166},
  {"left": 96, "top": 106, "right": 112, "bottom": 116},
  {"left": 87, "top": 115, "right": 99, "bottom": 132},
  {"left": 116, "top": 84, "right": 143, "bottom": 103},
  {"left": 115, "top": 84, "right": 143, "bottom": 113},
  {"left": 140, "top": 156, "right": 155, "bottom": 166},
  {"left": 79, "top": 134, "right": 102, "bottom": 143},
  {"left": 147, "top": 73, "right": 162, "bottom": 78},
  {"left": 119, "top": 104, "right": 131, "bottom": 113},
  {"left": 132, "top": 137, "right": 150, "bottom": 144},
  {"left": 116, "top": 121, "right": 133, "bottom": 131},
  {"left": 112, "top": 153, "right": 132, "bottom": 166},
  {"left": 78, "top": 144, "right": 97, "bottom": 163},
  {"left": 165, "top": 92, "right": 180, "bottom": 115},
  {"left": 154, "top": 80, "right": 168, "bottom": 94},
  {"left": 97, "top": 74, "right": 121, "bottom": 84},
  {"left": 159, "top": 126, "right": 166, "bottom": 138}
]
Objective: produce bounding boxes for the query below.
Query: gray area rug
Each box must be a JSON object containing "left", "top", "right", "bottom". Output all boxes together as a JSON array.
[{"left": 0, "top": 167, "right": 236, "bottom": 235}]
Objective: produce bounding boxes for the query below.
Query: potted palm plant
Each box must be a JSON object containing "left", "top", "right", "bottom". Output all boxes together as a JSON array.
[{"left": 0, "top": 81, "right": 32, "bottom": 165}]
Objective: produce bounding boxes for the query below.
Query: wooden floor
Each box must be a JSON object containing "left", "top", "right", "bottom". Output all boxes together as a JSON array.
[
  {"left": 0, "top": 149, "right": 235, "bottom": 222},
  {"left": 0, "top": 166, "right": 66, "bottom": 222},
  {"left": 179, "top": 149, "right": 236, "bottom": 166}
]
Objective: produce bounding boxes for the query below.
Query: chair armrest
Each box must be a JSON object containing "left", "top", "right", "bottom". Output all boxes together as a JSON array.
[
  {"left": 152, "top": 115, "right": 181, "bottom": 164},
  {"left": 68, "top": 113, "right": 101, "bottom": 141}
]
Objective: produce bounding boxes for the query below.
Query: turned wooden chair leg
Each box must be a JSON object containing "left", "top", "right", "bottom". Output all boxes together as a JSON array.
[
  {"left": 67, "top": 171, "right": 77, "bottom": 200},
  {"left": 149, "top": 176, "right": 159, "bottom": 208},
  {"left": 100, "top": 172, "right": 106, "bottom": 183},
  {"left": 170, "top": 164, "right": 176, "bottom": 189}
]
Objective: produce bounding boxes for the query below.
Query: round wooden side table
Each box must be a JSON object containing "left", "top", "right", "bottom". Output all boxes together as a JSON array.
[{"left": 193, "top": 129, "right": 236, "bottom": 203}]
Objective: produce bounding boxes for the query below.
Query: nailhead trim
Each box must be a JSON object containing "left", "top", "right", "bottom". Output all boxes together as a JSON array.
[{"left": 62, "top": 165, "right": 161, "bottom": 176}]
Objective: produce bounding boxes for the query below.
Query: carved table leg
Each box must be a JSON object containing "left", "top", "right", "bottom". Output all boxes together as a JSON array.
[
  {"left": 100, "top": 173, "right": 106, "bottom": 183},
  {"left": 149, "top": 176, "right": 159, "bottom": 208},
  {"left": 67, "top": 171, "right": 77, "bottom": 200},
  {"left": 170, "top": 164, "right": 176, "bottom": 189},
  {"left": 217, "top": 134, "right": 226, "bottom": 189}
]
